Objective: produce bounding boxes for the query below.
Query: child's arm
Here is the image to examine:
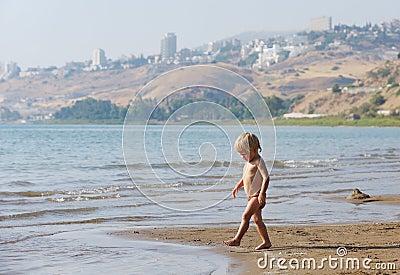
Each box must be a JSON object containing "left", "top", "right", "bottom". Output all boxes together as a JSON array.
[
  {"left": 232, "top": 178, "right": 243, "bottom": 199},
  {"left": 257, "top": 157, "right": 270, "bottom": 205}
]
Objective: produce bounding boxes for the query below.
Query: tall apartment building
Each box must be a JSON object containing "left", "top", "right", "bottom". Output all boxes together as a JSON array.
[
  {"left": 92, "top": 48, "right": 107, "bottom": 67},
  {"left": 1, "top": 61, "right": 20, "bottom": 79},
  {"left": 310, "top": 16, "right": 332, "bottom": 32},
  {"left": 160, "top": 33, "right": 177, "bottom": 60}
]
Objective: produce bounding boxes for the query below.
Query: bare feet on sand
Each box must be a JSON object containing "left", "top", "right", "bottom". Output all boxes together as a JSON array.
[
  {"left": 223, "top": 239, "right": 240, "bottom": 246},
  {"left": 255, "top": 242, "right": 272, "bottom": 250}
]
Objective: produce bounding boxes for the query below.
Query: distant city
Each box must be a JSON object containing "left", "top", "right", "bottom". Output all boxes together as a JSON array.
[{"left": 1, "top": 16, "right": 399, "bottom": 82}]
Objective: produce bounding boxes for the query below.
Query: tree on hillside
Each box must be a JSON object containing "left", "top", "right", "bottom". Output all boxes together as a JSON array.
[
  {"left": 332, "top": 84, "right": 342, "bottom": 93},
  {"left": 0, "top": 107, "right": 22, "bottom": 121},
  {"left": 263, "top": 95, "right": 295, "bottom": 117},
  {"left": 370, "top": 92, "right": 386, "bottom": 106},
  {"left": 55, "top": 98, "right": 126, "bottom": 121}
]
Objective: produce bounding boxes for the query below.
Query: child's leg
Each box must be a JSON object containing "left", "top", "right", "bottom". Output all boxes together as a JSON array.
[
  {"left": 224, "top": 197, "right": 261, "bottom": 246},
  {"left": 253, "top": 208, "right": 272, "bottom": 250}
]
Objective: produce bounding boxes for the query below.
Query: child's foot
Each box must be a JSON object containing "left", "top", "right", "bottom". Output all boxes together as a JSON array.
[
  {"left": 223, "top": 239, "right": 240, "bottom": 246},
  {"left": 255, "top": 242, "right": 272, "bottom": 250}
]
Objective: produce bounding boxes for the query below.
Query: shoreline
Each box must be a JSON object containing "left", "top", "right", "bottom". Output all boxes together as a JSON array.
[
  {"left": 273, "top": 117, "right": 400, "bottom": 127},
  {"left": 2, "top": 116, "right": 400, "bottom": 127},
  {"left": 117, "top": 222, "right": 400, "bottom": 274}
]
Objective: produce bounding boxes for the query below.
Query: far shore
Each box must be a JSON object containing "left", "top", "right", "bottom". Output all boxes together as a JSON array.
[
  {"left": 273, "top": 116, "right": 400, "bottom": 127},
  {"left": 4, "top": 116, "right": 400, "bottom": 127},
  {"left": 117, "top": 222, "right": 400, "bottom": 274}
]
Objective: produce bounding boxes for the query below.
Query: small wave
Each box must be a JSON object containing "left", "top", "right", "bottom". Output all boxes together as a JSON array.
[
  {"left": 339, "top": 159, "right": 399, "bottom": 168},
  {"left": 359, "top": 153, "right": 387, "bottom": 159},
  {"left": 102, "top": 164, "right": 127, "bottom": 169},
  {"left": 202, "top": 174, "right": 237, "bottom": 179},
  {"left": 359, "top": 152, "right": 400, "bottom": 159},
  {"left": 0, "top": 191, "right": 56, "bottom": 198},
  {"left": 0, "top": 218, "right": 107, "bottom": 230},
  {"left": 0, "top": 207, "right": 98, "bottom": 221},
  {"left": 0, "top": 185, "right": 137, "bottom": 199},
  {"left": 181, "top": 181, "right": 219, "bottom": 187},
  {"left": 135, "top": 180, "right": 230, "bottom": 189},
  {"left": 2, "top": 215, "right": 161, "bottom": 229},
  {"left": 7, "top": 181, "right": 35, "bottom": 186},
  {"left": 267, "top": 189, "right": 352, "bottom": 201},
  {"left": 114, "top": 177, "right": 133, "bottom": 182},
  {"left": 120, "top": 160, "right": 238, "bottom": 169},
  {"left": 161, "top": 199, "right": 197, "bottom": 204},
  {"left": 267, "top": 191, "right": 315, "bottom": 200},
  {"left": 62, "top": 186, "right": 124, "bottom": 195},
  {"left": 319, "top": 188, "right": 354, "bottom": 195},
  {"left": 137, "top": 182, "right": 183, "bottom": 189},
  {"left": 47, "top": 194, "right": 121, "bottom": 202},
  {"left": 0, "top": 231, "right": 67, "bottom": 245},
  {"left": 274, "top": 158, "right": 338, "bottom": 169},
  {"left": 116, "top": 202, "right": 156, "bottom": 208}
]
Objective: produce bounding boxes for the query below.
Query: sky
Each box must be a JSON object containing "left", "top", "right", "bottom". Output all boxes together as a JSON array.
[{"left": 1, "top": 0, "right": 399, "bottom": 69}]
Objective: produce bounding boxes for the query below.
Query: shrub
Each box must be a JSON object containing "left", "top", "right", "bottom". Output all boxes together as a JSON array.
[
  {"left": 332, "top": 84, "right": 341, "bottom": 93},
  {"left": 370, "top": 92, "right": 386, "bottom": 106},
  {"left": 387, "top": 77, "right": 395, "bottom": 85},
  {"left": 380, "top": 68, "right": 391, "bottom": 78}
]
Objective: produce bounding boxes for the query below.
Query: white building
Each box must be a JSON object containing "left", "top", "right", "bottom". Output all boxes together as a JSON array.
[
  {"left": 207, "top": 41, "right": 222, "bottom": 53},
  {"left": 377, "top": 110, "right": 391, "bottom": 116},
  {"left": 1, "top": 61, "right": 20, "bottom": 79},
  {"left": 160, "top": 33, "right": 177, "bottom": 61},
  {"left": 92, "top": 48, "right": 107, "bottom": 67},
  {"left": 283, "top": 113, "right": 327, "bottom": 119},
  {"left": 257, "top": 44, "right": 281, "bottom": 67},
  {"left": 310, "top": 16, "right": 332, "bottom": 32}
]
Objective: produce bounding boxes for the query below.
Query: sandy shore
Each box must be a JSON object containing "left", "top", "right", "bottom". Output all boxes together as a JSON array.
[{"left": 118, "top": 222, "right": 400, "bottom": 274}]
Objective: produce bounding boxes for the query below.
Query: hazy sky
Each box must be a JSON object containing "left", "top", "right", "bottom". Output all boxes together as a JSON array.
[{"left": 1, "top": 0, "right": 399, "bottom": 69}]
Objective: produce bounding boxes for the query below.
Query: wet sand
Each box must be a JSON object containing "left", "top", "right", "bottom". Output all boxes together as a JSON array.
[
  {"left": 345, "top": 195, "right": 400, "bottom": 205},
  {"left": 120, "top": 222, "right": 400, "bottom": 274}
]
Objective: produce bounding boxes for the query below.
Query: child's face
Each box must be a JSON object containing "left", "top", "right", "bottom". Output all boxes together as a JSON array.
[{"left": 238, "top": 149, "right": 257, "bottom": 162}]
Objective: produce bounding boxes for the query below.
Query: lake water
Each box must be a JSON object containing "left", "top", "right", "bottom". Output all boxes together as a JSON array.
[{"left": 1, "top": 125, "right": 399, "bottom": 274}]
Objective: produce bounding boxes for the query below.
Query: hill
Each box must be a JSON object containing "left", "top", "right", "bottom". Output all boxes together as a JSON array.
[
  {"left": 0, "top": 50, "right": 399, "bottom": 121},
  {"left": 289, "top": 59, "right": 400, "bottom": 115},
  {"left": 0, "top": 65, "right": 171, "bottom": 118}
]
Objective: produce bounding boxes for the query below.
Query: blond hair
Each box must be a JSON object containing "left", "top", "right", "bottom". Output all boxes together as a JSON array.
[{"left": 234, "top": 132, "right": 262, "bottom": 153}]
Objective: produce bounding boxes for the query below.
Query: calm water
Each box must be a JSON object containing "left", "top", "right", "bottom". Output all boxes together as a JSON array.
[{"left": 1, "top": 125, "right": 399, "bottom": 274}]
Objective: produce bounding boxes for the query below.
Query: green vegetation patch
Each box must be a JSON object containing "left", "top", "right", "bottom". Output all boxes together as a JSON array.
[
  {"left": 54, "top": 98, "right": 127, "bottom": 122},
  {"left": 274, "top": 117, "right": 400, "bottom": 127}
]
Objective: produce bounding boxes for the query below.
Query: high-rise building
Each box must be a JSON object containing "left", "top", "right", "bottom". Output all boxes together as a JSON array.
[
  {"left": 310, "top": 16, "right": 332, "bottom": 32},
  {"left": 160, "top": 33, "right": 177, "bottom": 60},
  {"left": 1, "top": 61, "right": 20, "bottom": 79},
  {"left": 92, "top": 48, "right": 107, "bottom": 67}
]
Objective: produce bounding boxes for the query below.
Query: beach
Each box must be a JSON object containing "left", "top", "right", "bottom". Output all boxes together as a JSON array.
[
  {"left": 1, "top": 125, "right": 400, "bottom": 274},
  {"left": 119, "top": 222, "right": 400, "bottom": 274}
]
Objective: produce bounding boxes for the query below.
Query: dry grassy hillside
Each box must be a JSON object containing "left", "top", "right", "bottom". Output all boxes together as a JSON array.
[
  {"left": 290, "top": 59, "right": 400, "bottom": 115},
  {"left": 0, "top": 65, "right": 173, "bottom": 116},
  {"left": 253, "top": 50, "right": 382, "bottom": 96},
  {"left": 0, "top": 50, "right": 398, "bottom": 118},
  {"left": 364, "top": 59, "right": 400, "bottom": 87}
]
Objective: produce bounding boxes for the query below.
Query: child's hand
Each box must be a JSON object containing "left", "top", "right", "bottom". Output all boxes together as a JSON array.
[
  {"left": 258, "top": 193, "right": 266, "bottom": 207},
  {"left": 232, "top": 187, "right": 238, "bottom": 199}
]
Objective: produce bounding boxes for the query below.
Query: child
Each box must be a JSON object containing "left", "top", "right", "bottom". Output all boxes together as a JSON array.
[{"left": 224, "top": 132, "right": 272, "bottom": 250}]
